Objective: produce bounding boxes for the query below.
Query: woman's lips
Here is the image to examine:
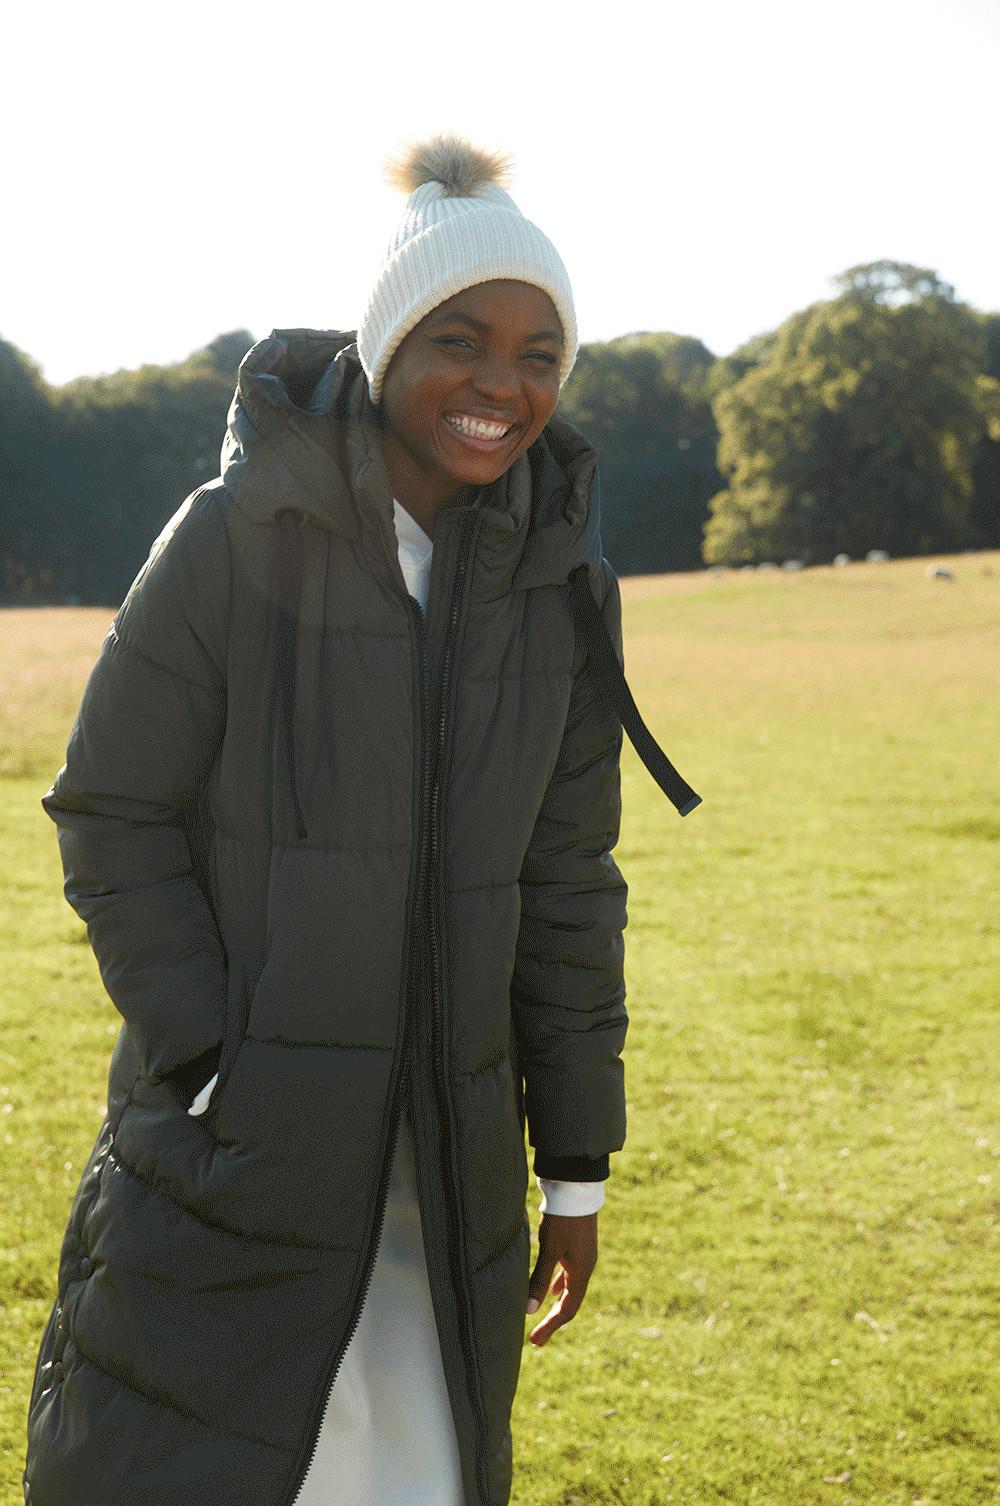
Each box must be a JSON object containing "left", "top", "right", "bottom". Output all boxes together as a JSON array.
[{"left": 441, "top": 414, "right": 516, "bottom": 452}]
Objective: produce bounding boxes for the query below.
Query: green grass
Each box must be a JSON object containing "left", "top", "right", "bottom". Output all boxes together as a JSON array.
[{"left": 2, "top": 554, "right": 999, "bottom": 1505}]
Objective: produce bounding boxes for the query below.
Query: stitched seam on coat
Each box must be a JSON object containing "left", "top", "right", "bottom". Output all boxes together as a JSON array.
[
  {"left": 518, "top": 878, "right": 625, "bottom": 897},
  {"left": 208, "top": 825, "right": 408, "bottom": 853},
  {"left": 446, "top": 877, "right": 519, "bottom": 893},
  {"left": 266, "top": 838, "right": 409, "bottom": 853},
  {"left": 245, "top": 1032, "right": 390, "bottom": 1051},
  {"left": 461, "top": 672, "right": 573, "bottom": 683},
  {"left": 514, "top": 956, "right": 624, "bottom": 983},
  {"left": 110, "top": 626, "right": 225, "bottom": 695},
  {"left": 550, "top": 735, "right": 623, "bottom": 784},
  {"left": 283, "top": 626, "right": 410, "bottom": 640},
  {"left": 106, "top": 1145, "right": 356, "bottom": 1254},
  {"left": 68, "top": 1342, "right": 291, "bottom": 1453},
  {"left": 461, "top": 1047, "right": 508, "bottom": 1079}
]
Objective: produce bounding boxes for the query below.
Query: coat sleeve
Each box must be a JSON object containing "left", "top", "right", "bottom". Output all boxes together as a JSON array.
[
  {"left": 41, "top": 484, "right": 232, "bottom": 1091},
  {"left": 511, "top": 558, "right": 629, "bottom": 1183}
]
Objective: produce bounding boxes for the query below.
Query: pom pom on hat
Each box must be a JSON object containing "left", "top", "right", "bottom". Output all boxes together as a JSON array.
[
  {"left": 383, "top": 133, "right": 514, "bottom": 197},
  {"left": 357, "top": 131, "right": 578, "bottom": 406}
]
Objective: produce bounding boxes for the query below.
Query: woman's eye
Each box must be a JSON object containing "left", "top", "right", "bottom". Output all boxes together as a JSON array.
[{"left": 436, "top": 338, "right": 557, "bottom": 365}]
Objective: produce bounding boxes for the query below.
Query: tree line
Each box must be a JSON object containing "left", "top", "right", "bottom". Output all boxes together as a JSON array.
[{"left": 2, "top": 261, "right": 998, "bottom": 605}]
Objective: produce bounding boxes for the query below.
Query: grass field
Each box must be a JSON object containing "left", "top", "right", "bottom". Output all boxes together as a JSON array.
[{"left": 2, "top": 552, "right": 998, "bottom": 1505}]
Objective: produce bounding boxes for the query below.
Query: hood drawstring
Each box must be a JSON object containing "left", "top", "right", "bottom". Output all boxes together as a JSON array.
[
  {"left": 276, "top": 511, "right": 308, "bottom": 840},
  {"left": 273, "top": 525, "right": 697, "bottom": 837},
  {"left": 568, "top": 565, "right": 702, "bottom": 818}
]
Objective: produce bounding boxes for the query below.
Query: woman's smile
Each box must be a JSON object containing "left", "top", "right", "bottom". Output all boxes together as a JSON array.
[{"left": 441, "top": 411, "right": 518, "bottom": 451}]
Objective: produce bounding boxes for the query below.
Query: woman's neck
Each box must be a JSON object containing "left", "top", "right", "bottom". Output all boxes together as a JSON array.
[{"left": 378, "top": 428, "right": 475, "bottom": 538}]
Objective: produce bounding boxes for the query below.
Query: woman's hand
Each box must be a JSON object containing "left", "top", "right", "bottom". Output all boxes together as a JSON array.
[{"left": 526, "top": 1210, "right": 599, "bottom": 1347}]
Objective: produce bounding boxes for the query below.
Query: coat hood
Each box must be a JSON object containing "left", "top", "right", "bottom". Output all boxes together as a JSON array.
[{"left": 220, "top": 327, "right": 604, "bottom": 590}]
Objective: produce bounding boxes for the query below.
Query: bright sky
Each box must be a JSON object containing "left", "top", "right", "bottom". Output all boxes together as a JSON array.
[{"left": 4, "top": 0, "right": 997, "bottom": 386}]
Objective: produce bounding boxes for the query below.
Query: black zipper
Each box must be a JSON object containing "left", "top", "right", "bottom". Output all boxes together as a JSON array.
[
  {"left": 280, "top": 508, "right": 486, "bottom": 1506},
  {"left": 422, "top": 511, "right": 492, "bottom": 1506}
]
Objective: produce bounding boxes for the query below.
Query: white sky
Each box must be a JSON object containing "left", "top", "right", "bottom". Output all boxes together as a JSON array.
[{"left": 3, "top": 0, "right": 997, "bottom": 386}]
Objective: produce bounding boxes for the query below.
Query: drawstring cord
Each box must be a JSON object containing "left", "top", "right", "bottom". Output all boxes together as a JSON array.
[
  {"left": 276, "top": 512, "right": 308, "bottom": 840},
  {"left": 568, "top": 564, "right": 702, "bottom": 817},
  {"left": 274, "top": 528, "right": 698, "bottom": 838}
]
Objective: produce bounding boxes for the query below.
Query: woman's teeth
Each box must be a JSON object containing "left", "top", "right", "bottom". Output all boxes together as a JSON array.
[{"left": 444, "top": 413, "right": 512, "bottom": 441}]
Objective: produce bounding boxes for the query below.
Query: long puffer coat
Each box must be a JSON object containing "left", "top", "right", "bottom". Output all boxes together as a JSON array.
[{"left": 23, "top": 329, "right": 634, "bottom": 1506}]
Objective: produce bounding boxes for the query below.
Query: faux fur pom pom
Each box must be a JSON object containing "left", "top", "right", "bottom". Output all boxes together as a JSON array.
[{"left": 384, "top": 131, "right": 513, "bottom": 198}]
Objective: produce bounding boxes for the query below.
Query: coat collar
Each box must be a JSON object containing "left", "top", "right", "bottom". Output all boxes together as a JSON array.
[{"left": 220, "top": 328, "right": 605, "bottom": 595}]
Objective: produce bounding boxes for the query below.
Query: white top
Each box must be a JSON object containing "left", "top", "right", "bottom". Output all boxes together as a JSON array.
[{"left": 391, "top": 497, "right": 435, "bottom": 610}]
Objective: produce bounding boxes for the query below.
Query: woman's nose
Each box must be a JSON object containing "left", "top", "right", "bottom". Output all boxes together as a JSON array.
[{"left": 470, "top": 351, "right": 520, "bottom": 398}]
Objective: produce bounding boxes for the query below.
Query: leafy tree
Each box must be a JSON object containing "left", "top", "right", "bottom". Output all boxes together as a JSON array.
[
  {"left": 558, "top": 341, "right": 722, "bottom": 573},
  {"left": 702, "top": 263, "right": 998, "bottom": 565},
  {"left": 52, "top": 331, "right": 254, "bottom": 602},
  {"left": 832, "top": 259, "right": 956, "bottom": 306},
  {"left": 0, "top": 340, "right": 70, "bottom": 598},
  {"left": 606, "top": 330, "right": 718, "bottom": 402},
  {"left": 967, "top": 310, "right": 1000, "bottom": 548}
]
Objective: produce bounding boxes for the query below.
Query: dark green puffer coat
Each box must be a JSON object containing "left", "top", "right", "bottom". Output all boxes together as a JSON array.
[{"left": 23, "top": 330, "right": 631, "bottom": 1506}]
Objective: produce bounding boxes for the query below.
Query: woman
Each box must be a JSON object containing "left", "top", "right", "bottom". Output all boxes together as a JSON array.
[{"left": 23, "top": 134, "right": 699, "bottom": 1506}]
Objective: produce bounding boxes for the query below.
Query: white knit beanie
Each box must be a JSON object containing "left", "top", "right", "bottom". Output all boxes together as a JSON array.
[{"left": 357, "top": 132, "right": 578, "bottom": 407}]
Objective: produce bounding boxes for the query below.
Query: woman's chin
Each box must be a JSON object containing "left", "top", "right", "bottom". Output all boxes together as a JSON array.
[{"left": 437, "top": 451, "right": 511, "bottom": 491}]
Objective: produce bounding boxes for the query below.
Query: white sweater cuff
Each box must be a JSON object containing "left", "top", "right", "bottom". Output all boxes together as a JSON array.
[{"left": 536, "top": 1176, "right": 605, "bottom": 1216}]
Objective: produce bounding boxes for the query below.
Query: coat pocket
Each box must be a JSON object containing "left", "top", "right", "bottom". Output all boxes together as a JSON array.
[
  {"left": 163, "top": 1041, "right": 224, "bottom": 1109},
  {"left": 508, "top": 1016, "right": 526, "bottom": 1138},
  {"left": 202, "top": 965, "right": 254, "bottom": 1118}
]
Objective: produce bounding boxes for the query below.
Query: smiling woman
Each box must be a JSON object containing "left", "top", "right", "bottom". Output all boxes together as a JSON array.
[
  {"left": 24, "top": 130, "right": 677, "bottom": 1506},
  {"left": 379, "top": 280, "right": 565, "bottom": 534}
]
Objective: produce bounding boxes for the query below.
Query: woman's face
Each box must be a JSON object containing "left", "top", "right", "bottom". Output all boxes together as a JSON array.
[{"left": 378, "top": 279, "right": 564, "bottom": 516}]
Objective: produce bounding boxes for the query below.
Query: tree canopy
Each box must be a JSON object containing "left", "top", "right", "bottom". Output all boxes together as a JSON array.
[{"left": 702, "top": 266, "right": 1000, "bottom": 565}]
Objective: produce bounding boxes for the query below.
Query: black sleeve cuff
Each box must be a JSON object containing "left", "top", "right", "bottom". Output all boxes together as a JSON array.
[{"left": 533, "top": 1151, "right": 610, "bottom": 1182}]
